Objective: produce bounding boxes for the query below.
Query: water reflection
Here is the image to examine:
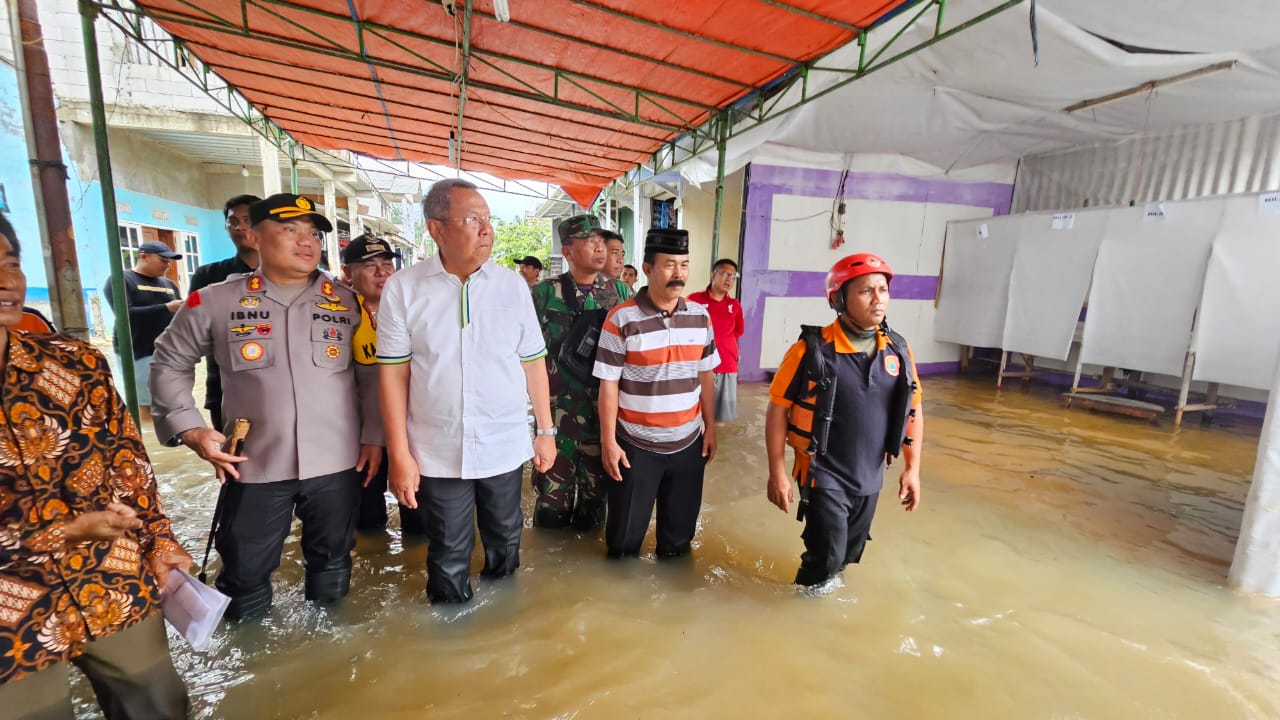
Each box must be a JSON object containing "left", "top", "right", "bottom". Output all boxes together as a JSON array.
[{"left": 72, "top": 376, "right": 1280, "bottom": 718}]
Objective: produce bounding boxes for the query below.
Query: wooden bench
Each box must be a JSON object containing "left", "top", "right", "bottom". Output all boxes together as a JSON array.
[{"left": 1061, "top": 392, "right": 1164, "bottom": 423}]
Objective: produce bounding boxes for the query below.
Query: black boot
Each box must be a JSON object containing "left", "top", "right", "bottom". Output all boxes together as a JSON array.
[
  {"left": 223, "top": 584, "right": 272, "bottom": 621},
  {"left": 305, "top": 566, "right": 352, "bottom": 604}
]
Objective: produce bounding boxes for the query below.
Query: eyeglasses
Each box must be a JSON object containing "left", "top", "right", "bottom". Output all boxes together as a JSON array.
[
  {"left": 440, "top": 215, "right": 493, "bottom": 227},
  {"left": 714, "top": 270, "right": 739, "bottom": 280}
]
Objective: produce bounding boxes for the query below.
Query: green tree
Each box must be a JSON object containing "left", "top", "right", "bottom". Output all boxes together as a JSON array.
[{"left": 492, "top": 215, "right": 551, "bottom": 269}]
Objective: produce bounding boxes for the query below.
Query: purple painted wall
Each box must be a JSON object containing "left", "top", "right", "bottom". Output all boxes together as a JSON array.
[{"left": 739, "top": 164, "right": 1013, "bottom": 382}]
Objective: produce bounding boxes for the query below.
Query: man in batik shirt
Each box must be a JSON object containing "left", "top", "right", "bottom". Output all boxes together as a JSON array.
[{"left": 0, "top": 212, "right": 191, "bottom": 718}]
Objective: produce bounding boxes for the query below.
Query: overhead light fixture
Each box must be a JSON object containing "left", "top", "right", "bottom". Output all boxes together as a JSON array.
[
  {"left": 494, "top": 0, "right": 511, "bottom": 22},
  {"left": 240, "top": 164, "right": 249, "bottom": 177}
]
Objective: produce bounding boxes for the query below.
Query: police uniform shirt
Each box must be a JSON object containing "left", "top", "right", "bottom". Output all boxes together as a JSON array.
[{"left": 150, "top": 270, "right": 376, "bottom": 483}]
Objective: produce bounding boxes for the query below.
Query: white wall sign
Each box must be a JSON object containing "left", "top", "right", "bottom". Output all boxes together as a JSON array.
[
  {"left": 1051, "top": 213, "right": 1075, "bottom": 230},
  {"left": 1258, "top": 192, "right": 1280, "bottom": 216}
]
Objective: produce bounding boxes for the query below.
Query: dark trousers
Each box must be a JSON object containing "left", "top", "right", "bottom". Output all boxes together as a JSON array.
[
  {"left": 0, "top": 615, "right": 188, "bottom": 720},
  {"left": 794, "top": 486, "right": 879, "bottom": 586},
  {"left": 356, "top": 449, "right": 427, "bottom": 536},
  {"left": 418, "top": 466, "right": 523, "bottom": 604},
  {"left": 214, "top": 468, "right": 360, "bottom": 619},
  {"left": 605, "top": 435, "right": 706, "bottom": 559}
]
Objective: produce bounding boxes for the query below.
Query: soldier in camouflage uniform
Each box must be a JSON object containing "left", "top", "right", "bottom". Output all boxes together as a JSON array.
[{"left": 531, "top": 215, "right": 631, "bottom": 529}]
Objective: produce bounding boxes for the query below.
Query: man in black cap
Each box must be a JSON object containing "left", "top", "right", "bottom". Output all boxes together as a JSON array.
[
  {"left": 592, "top": 227, "right": 719, "bottom": 558},
  {"left": 530, "top": 214, "right": 631, "bottom": 530},
  {"left": 151, "top": 193, "right": 382, "bottom": 620},
  {"left": 188, "top": 194, "right": 261, "bottom": 430},
  {"left": 340, "top": 234, "right": 426, "bottom": 539},
  {"left": 516, "top": 255, "right": 543, "bottom": 289},
  {"left": 103, "top": 240, "right": 183, "bottom": 412}
]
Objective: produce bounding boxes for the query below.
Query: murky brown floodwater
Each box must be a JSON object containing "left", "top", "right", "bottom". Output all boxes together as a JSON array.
[{"left": 75, "top": 374, "right": 1280, "bottom": 719}]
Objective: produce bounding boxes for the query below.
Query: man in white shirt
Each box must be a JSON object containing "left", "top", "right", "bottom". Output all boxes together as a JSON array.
[{"left": 378, "top": 178, "right": 555, "bottom": 604}]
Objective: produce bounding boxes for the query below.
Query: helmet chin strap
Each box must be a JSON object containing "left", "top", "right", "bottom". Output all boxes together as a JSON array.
[{"left": 838, "top": 313, "right": 879, "bottom": 338}]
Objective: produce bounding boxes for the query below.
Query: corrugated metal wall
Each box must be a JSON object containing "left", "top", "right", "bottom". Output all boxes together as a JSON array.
[{"left": 1012, "top": 113, "right": 1280, "bottom": 212}]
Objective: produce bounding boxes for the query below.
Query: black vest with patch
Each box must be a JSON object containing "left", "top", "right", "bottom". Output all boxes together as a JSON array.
[{"left": 790, "top": 326, "right": 916, "bottom": 495}]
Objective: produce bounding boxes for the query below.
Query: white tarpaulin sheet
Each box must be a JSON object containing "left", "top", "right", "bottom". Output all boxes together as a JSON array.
[
  {"left": 681, "top": 1, "right": 1280, "bottom": 186},
  {"left": 933, "top": 217, "right": 1020, "bottom": 348},
  {"left": 1079, "top": 201, "right": 1223, "bottom": 376},
  {"left": 1001, "top": 210, "right": 1105, "bottom": 360},
  {"left": 1192, "top": 195, "right": 1280, "bottom": 389}
]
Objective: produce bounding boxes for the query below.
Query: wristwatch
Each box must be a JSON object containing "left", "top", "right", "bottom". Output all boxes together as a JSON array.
[{"left": 535, "top": 427, "right": 558, "bottom": 437}]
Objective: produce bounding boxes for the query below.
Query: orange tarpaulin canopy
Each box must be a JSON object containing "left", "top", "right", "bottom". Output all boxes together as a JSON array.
[{"left": 135, "top": 0, "right": 912, "bottom": 207}]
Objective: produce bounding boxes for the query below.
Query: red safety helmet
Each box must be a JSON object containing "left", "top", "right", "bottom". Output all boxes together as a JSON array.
[{"left": 825, "top": 253, "right": 893, "bottom": 311}]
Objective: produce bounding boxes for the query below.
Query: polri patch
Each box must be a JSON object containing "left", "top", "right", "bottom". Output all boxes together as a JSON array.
[
  {"left": 240, "top": 341, "right": 264, "bottom": 362},
  {"left": 321, "top": 327, "right": 343, "bottom": 342},
  {"left": 884, "top": 354, "right": 900, "bottom": 377},
  {"left": 324, "top": 344, "right": 341, "bottom": 359}
]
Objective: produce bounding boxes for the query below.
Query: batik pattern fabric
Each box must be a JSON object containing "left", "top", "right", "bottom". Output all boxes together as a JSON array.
[{"left": 0, "top": 331, "right": 180, "bottom": 685}]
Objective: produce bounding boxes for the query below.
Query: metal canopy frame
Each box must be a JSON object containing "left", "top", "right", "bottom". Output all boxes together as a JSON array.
[{"left": 85, "top": 0, "right": 1023, "bottom": 200}]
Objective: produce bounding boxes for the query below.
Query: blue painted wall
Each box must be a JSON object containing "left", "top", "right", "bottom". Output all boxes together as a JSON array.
[{"left": 1, "top": 61, "right": 234, "bottom": 334}]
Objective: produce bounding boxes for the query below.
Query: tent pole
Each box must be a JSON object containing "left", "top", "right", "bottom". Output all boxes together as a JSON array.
[
  {"left": 80, "top": 0, "right": 138, "bottom": 420},
  {"left": 711, "top": 110, "right": 728, "bottom": 264},
  {"left": 289, "top": 140, "right": 299, "bottom": 194}
]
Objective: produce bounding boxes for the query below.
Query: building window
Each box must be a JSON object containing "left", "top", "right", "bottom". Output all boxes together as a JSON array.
[
  {"left": 181, "top": 232, "right": 200, "bottom": 278},
  {"left": 118, "top": 224, "right": 142, "bottom": 268}
]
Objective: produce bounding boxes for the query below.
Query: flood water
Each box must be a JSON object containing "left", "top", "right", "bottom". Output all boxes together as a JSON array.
[{"left": 81, "top": 375, "right": 1280, "bottom": 718}]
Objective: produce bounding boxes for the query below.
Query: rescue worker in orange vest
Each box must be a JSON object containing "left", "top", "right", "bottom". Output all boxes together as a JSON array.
[{"left": 765, "top": 253, "right": 924, "bottom": 587}]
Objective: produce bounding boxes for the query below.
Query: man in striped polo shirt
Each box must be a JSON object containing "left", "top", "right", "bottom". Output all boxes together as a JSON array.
[{"left": 593, "top": 228, "right": 719, "bottom": 559}]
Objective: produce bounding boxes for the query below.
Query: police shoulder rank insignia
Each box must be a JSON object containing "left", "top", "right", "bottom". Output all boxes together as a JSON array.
[
  {"left": 239, "top": 296, "right": 261, "bottom": 308},
  {"left": 315, "top": 300, "right": 350, "bottom": 312},
  {"left": 321, "top": 280, "right": 337, "bottom": 300},
  {"left": 240, "top": 341, "right": 265, "bottom": 361},
  {"left": 884, "top": 354, "right": 900, "bottom": 376},
  {"left": 324, "top": 344, "right": 341, "bottom": 359},
  {"left": 229, "top": 324, "right": 254, "bottom": 337},
  {"left": 247, "top": 276, "right": 263, "bottom": 292},
  {"left": 186, "top": 291, "right": 202, "bottom": 309}
]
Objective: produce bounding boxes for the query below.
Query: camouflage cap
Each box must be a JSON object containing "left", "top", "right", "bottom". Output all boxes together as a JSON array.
[
  {"left": 557, "top": 214, "right": 603, "bottom": 244},
  {"left": 645, "top": 227, "right": 689, "bottom": 256}
]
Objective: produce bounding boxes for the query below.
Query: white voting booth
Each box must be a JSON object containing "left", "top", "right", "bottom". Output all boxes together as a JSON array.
[{"left": 936, "top": 191, "right": 1280, "bottom": 427}]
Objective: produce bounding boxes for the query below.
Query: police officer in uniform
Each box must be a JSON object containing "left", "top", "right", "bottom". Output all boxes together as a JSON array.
[
  {"left": 341, "top": 234, "right": 426, "bottom": 538},
  {"left": 764, "top": 252, "right": 924, "bottom": 587},
  {"left": 530, "top": 214, "right": 630, "bottom": 530},
  {"left": 150, "top": 193, "right": 382, "bottom": 620}
]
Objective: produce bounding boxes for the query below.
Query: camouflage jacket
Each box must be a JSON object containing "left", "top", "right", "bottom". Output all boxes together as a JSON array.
[{"left": 532, "top": 273, "right": 631, "bottom": 400}]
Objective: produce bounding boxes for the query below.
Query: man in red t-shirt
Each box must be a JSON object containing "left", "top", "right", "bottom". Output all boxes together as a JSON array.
[{"left": 687, "top": 258, "right": 745, "bottom": 422}]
